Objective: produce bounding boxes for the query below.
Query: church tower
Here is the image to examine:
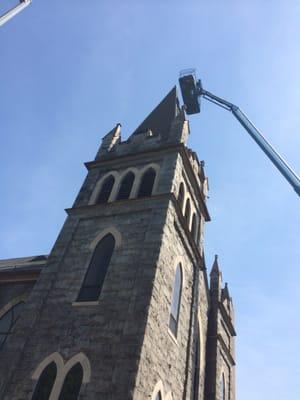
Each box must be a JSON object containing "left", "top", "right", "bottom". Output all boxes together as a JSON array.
[{"left": 0, "top": 87, "right": 236, "bottom": 399}]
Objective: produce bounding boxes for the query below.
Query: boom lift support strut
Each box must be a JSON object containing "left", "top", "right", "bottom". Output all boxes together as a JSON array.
[
  {"left": 179, "top": 70, "right": 300, "bottom": 197},
  {"left": 0, "top": 0, "right": 31, "bottom": 27}
]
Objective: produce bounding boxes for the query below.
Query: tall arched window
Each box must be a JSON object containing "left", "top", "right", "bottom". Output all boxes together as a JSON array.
[
  {"left": 96, "top": 175, "right": 115, "bottom": 204},
  {"left": 184, "top": 199, "right": 191, "bottom": 227},
  {"left": 196, "top": 214, "right": 202, "bottom": 246},
  {"left": 31, "top": 362, "right": 57, "bottom": 400},
  {"left": 193, "top": 332, "right": 200, "bottom": 400},
  {"left": 0, "top": 301, "right": 25, "bottom": 350},
  {"left": 58, "top": 363, "right": 83, "bottom": 400},
  {"left": 178, "top": 182, "right": 185, "bottom": 211},
  {"left": 191, "top": 213, "right": 197, "bottom": 239},
  {"left": 77, "top": 234, "right": 115, "bottom": 302},
  {"left": 155, "top": 392, "right": 162, "bottom": 400},
  {"left": 116, "top": 172, "right": 135, "bottom": 200},
  {"left": 169, "top": 264, "right": 182, "bottom": 336},
  {"left": 220, "top": 373, "right": 226, "bottom": 400},
  {"left": 137, "top": 168, "right": 156, "bottom": 198}
]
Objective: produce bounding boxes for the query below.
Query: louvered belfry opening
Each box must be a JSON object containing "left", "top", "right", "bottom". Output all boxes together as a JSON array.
[
  {"left": 116, "top": 172, "right": 135, "bottom": 200},
  {"left": 137, "top": 168, "right": 156, "bottom": 198}
]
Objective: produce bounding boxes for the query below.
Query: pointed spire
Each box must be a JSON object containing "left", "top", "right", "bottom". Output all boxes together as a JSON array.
[
  {"left": 223, "top": 282, "right": 230, "bottom": 300},
  {"left": 131, "top": 86, "right": 180, "bottom": 137},
  {"left": 210, "top": 254, "right": 220, "bottom": 276}
]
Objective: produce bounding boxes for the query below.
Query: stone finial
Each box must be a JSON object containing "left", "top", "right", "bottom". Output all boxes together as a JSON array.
[
  {"left": 97, "top": 123, "right": 121, "bottom": 158},
  {"left": 223, "top": 282, "right": 230, "bottom": 300},
  {"left": 210, "top": 254, "right": 220, "bottom": 276}
]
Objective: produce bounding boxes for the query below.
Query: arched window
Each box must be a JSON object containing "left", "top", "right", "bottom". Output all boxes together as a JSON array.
[
  {"left": 220, "top": 373, "right": 226, "bottom": 400},
  {"left": 193, "top": 331, "right": 200, "bottom": 400},
  {"left": 191, "top": 213, "right": 197, "bottom": 239},
  {"left": 155, "top": 392, "right": 162, "bottom": 400},
  {"left": 196, "top": 214, "right": 202, "bottom": 246},
  {"left": 116, "top": 172, "right": 135, "bottom": 200},
  {"left": 31, "top": 361, "right": 57, "bottom": 400},
  {"left": 58, "top": 362, "right": 83, "bottom": 400},
  {"left": 0, "top": 301, "right": 25, "bottom": 350},
  {"left": 77, "top": 234, "right": 115, "bottom": 302},
  {"left": 178, "top": 182, "right": 185, "bottom": 211},
  {"left": 96, "top": 175, "right": 115, "bottom": 204},
  {"left": 137, "top": 168, "right": 156, "bottom": 198},
  {"left": 196, "top": 214, "right": 201, "bottom": 244},
  {"left": 169, "top": 264, "right": 182, "bottom": 336},
  {"left": 184, "top": 199, "right": 191, "bottom": 227}
]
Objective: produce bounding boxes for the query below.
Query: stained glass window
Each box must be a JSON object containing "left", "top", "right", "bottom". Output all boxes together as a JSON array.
[
  {"left": 193, "top": 333, "right": 200, "bottom": 400},
  {"left": 169, "top": 264, "right": 182, "bottom": 336},
  {"left": 31, "top": 362, "right": 57, "bottom": 400},
  {"left": 196, "top": 214, "right": 201, "bottom": 245},
  {"left": 220, "top": 373, "right": 226, "bottom": 400},
  {"left": 0, "top": 301, "right": 25, "bottom": 350},
  {"left": 191, "top": 213, "right": 197, "bottom": 239},
  {"left": 178, "top": 183, "right": 185, "bottom": 211},
  {"left": 155, "top": 391, "right": 162, "bottom": 400},
  {"left": 77, "top": 234, "right": 115, "bottom": 302},
  {"left": 58, "top": 363, "right": 83, "bottom": 400},
  {"left": 184, "top": 199, "right": 191, "bottom": 227}
]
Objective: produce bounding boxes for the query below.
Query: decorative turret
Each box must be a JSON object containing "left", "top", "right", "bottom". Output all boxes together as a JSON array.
[
  {"left": 205, "top": 256, "right": 236, "bottom": 400},
  {"left": 96, "top": 123, "right": 121, "bottom": 159},
  {"left": 210, "top": 255, "right": 222, "bottom": 299}
]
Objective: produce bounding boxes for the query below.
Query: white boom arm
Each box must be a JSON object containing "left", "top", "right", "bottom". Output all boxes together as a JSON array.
[
  {"left": 200, "top": 87, "right": 300, "bottom": 196},
  {"left": 0, "top": 0, "right": 31, "bottom": 27}
]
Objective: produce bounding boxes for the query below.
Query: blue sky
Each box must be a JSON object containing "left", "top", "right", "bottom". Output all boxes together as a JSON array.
[{"left": 1, "top": 1, "right": 299, "bottom": 399}]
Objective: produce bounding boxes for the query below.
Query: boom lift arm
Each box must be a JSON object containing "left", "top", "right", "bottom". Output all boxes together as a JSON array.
[
  {"left": 0, "top": 0, "right": 31, "bottom": 27},
  {"left": 179, "top": 71, "right": 300, "bottom": 196}
]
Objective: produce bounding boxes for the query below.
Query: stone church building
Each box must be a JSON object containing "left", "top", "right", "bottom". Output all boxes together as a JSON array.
[{"left": 0, "top": 87, "right": 236, "bottom": 399}]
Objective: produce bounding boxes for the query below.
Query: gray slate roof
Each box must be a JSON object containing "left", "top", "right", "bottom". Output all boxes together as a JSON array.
[{"left": 0, "top": 255, "right": 48, "bottom": 272}]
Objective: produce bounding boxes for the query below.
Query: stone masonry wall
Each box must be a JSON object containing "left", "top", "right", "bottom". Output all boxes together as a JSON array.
[
  {"left": 0, "top": 196, "right": 170, "bottom": 400},
  {"left": 132, "top": 199, "right": 208, "bottom": 400},
  {"left": 0, "top": 282, "right": 35, "bottom": 310}
]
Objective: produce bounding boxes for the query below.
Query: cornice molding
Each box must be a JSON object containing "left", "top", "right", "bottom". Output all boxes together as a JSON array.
[{"left": 0, "top": 269, "right": 41, "bottom": 283}]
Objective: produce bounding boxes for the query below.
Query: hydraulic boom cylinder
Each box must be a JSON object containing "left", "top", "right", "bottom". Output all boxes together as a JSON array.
[
  {"left": 232, "top": 107, "right": 300, "bottom": 196},
  {"left": 179, "top": 71, "right": 300, "bottom": 197},
  {"left": 201, "top": 88, "right": 300, "bottom": 196}
]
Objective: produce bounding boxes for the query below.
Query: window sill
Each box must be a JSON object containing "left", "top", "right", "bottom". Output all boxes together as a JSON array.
[
  {"left": 72, "top": 301, "right": 100, "bottom": 307},
  {"left": 167, "top": 327, "right": 179, "bottom": 346}
]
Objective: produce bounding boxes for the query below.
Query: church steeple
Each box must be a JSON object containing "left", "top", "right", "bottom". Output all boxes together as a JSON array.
[
  {"left": 0, "top": 86, "right": 235, "bottom": 400},
  {"left": 132, "top": 86, "right": 180, "bottom": 137},
  {"left": 205, "top": 256, "right": 236, "bottom": 400},
  {"left": 92, "top": 86, "right": 190, "bottom": 164}
]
